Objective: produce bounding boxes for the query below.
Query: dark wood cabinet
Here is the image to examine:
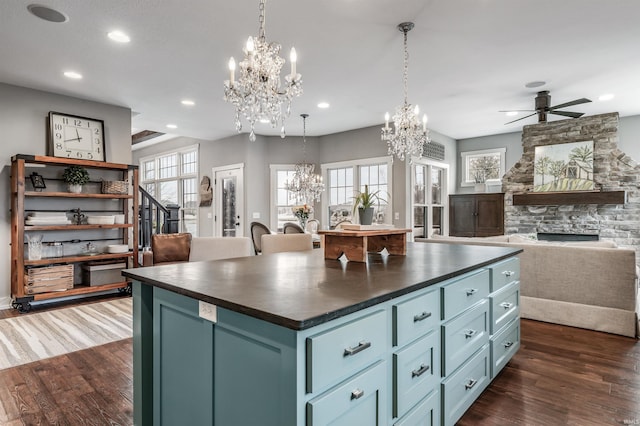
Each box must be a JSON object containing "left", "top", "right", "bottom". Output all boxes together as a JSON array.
[{"left": 449, "top": 193, "right": 504, "bottom": 237}]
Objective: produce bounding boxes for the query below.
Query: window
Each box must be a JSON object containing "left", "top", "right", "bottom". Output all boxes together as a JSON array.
[
  {"left": 322, "top": 157, "right": 392, "bottom": 229},
  {"left": 460, "top": 148, "right": 506, "bottom": 186},
  {"left": 411, "top": 159, "right": 448, "bottom": 238},
  {"left": 140, "top": 145, "right": 199, "bottom": 235},
  {"left": 270, "top": 165, "right": 301, "bottom": 232}
]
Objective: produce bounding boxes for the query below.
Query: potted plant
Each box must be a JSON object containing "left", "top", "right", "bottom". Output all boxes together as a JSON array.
[
  {"left": 62, "top": 165, "right": 90, "bottom": 193},
  {"left": 352, "top": 185, "right": 381, "bottom": 225}
]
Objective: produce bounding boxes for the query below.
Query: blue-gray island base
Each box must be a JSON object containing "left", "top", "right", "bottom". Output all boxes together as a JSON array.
[{"left": 124, "top": 242, "right": 522, "bottom": 425}]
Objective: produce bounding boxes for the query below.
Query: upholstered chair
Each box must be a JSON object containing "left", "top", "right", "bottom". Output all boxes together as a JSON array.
[
  {"left": 250, "top": 221, "right": 272, "bottom": 255},
  {"left": 261, "top": 233, "right": 313, "bottom": 255}
]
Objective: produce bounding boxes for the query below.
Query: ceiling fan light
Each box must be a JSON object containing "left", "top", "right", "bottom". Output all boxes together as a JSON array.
[{"left": 598, "top": 93, "right": 614, "bottom": 101}]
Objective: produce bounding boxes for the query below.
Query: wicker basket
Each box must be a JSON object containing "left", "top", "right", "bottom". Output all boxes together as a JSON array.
[{"left": 101, "top": 180, "right": 128, "bottom": 194}]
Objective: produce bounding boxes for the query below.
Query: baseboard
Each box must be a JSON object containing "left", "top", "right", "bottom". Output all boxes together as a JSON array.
[{"left": 0, "top": 296, "right": 12, "bottom": 310}]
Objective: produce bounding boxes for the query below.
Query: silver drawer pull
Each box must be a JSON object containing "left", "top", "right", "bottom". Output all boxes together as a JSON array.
[
  {"left": 464, "top": 329, "right": 477, "bottom": 339},
  {"left": 504, "top": 341, "right": 514, "bottom": 348},
  {"left": 466, "top": 288, "right": 478, "bottom": 296},
  {"left": 500, "top": 302, "right": 513, "bottom": 310},
  {"left": 411, "top": 364, "right": 430, "bottom": 378},
  {"left": 502, "top": 270, "right": 515, "bottom": 277},
  {"left": 465, "top": 379, "right": 478, "bottom": 390},
  {"left": 413, "top": 311, "right": 432, "bottom": 322},
  {"left": 351, "top": 389, "right": 364, "bottom": 400},
  {"left": 343, "top": 341, "right": 371, "bottom": 357}
]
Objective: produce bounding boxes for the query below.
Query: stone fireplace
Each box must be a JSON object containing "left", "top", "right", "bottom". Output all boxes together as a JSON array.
[{"left": 502, "top": 112, "right": 640, "bottom": 256}]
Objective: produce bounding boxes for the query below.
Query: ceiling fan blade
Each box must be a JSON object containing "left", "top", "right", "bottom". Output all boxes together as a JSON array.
[
  {"left": 549, "top": 98, "right": 592, "bottom": 110},
  {"left": 504, "top": 112, "right": 537, "bottom": 125},
  {"left": 549, "top": 110, "right": 585, "bottom": 118}
]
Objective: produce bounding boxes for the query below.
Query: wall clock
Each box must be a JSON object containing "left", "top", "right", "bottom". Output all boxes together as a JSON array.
[{"left": 48, "top": 112, "right": 106, "bottom": 161}]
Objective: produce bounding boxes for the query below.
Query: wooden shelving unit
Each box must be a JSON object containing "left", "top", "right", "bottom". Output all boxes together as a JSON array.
[{"left": 10, "top": 154, "right": 139, "bottom": 312}]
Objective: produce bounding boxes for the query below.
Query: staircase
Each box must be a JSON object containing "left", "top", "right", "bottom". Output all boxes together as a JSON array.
[{"left": 138, "top": 186, "right": 181, "bottom": 248}]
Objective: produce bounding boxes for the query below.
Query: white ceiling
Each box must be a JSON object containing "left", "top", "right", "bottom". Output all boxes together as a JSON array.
[{"left": 2, "top": 0, "right": 639, "bottom": 141}]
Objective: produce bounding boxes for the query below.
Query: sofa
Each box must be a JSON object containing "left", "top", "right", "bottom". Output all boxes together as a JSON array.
[
  {"left": 143, "top": 233, "right": 252, "bottom": 266},
  {"left": 416, "top": 234, "right": 639, "bottom": 338}
]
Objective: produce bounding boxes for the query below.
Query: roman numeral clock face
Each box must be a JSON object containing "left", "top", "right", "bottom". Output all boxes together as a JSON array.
[{"left": 49, "top": 112, "right": 106, "bottom": 161}]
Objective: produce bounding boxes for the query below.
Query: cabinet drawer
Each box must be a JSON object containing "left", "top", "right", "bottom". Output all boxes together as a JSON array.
[
  {"left": 307, "top": 361, "right": 386, "bottom": 426},
  {"left": 442, "top": 344, "right": 490, "bottom": 426},
  {"left": 490, "top": 281, "right": 520, "bottom": 334},
  {"left": 441, "top": 269, "right": 490, "bottom": 320},
  {"left": 491, "top": 318, "right": 520, "bottom": 378},
  {"left": 490, "top": 257, "right": 520, "bottom": 292},
  {"left": 442, "top": 299, "right": 489, "bottom": 376},
  {"left": 306, "top": 310, "right": 386, "bottom": 393},
  {"left": 394, "top": 388, "right": 439, "bottom": 426},
  {"left": 393, "top": 330, "right": 440, "bottom": 418},
  {"left": 393, "top": 288, "right": 440, "bottom": 347}
]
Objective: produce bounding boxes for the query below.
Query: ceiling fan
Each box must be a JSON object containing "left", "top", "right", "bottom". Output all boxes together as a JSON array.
[{"left": 502, "top": 90, "right": 592, "bottom": 125}]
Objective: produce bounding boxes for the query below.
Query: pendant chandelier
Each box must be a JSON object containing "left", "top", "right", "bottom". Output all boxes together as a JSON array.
[
  {"left": 223, "top": 0, "right": 303, "bottom": 142},
  {"left": 285, "top": 114, "right": 324, "bottom": 204},
  {"left": 381, "top": 22, "right": 430, "bottom": 161}
]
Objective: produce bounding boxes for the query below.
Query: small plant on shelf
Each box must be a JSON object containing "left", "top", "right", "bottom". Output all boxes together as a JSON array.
[{"left": 62, "top": 165, "right": 90, "bottom": 193}]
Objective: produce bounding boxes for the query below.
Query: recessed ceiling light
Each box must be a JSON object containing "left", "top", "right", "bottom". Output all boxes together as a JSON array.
[
  {"left": 525, "top": 81, "right": 546, "bottom": 88},
  {"left": 505, "top": 111, "right": 518, "bottom": 117},
  {"left": 181, "top": 100, "right": 195, "bottom": 106},
  {"left": 27, "top": 4, "right": 68, "bottom": 23},
  {"left": 598, "top": 93, "right": 614, "bottom": 101},
  {"left": 107, "top": 30, "right": 131, "bottom": 43},
  {"left": 63, "top": 71, "right": 82, "bottom": 79},
  {"left": 259, "top": 118, "right": 270, "bottom": 124},
  {"left": 317, "top": 102, "right": 330, "bottom": 109},
  {"left": 166, "top": 124, "right": 177, "bottom": 129}
]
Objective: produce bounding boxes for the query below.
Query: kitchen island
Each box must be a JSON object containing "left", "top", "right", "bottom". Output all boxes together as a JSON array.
[{"left": 124, "top": 242, "right": 522, "bottom": 426}]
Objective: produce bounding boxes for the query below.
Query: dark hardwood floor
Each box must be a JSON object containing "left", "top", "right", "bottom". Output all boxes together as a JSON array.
[{"left": 0, "top": 296, "right": 637, "bottom": 425}]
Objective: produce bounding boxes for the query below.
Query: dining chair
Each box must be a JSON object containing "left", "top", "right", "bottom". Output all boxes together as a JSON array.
[
  {"left": 283, "top": 222, "right": 304, "bottom": 234},
  {"left": 334, "top": 220, "right": 352, "bottom": 230},
  {"left": 250, "top": 221, "right": 272, "bottom": 255},
  {"left": 261, "top": 233, "right": 313, "bottom": 255},
  {"left": 305, "top": 219, "right": 320, "bottom": 234}
]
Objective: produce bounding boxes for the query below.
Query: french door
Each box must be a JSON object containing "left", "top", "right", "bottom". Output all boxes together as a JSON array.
[{"left": 213, "top": 164, "right": 244, "bottom": 237}]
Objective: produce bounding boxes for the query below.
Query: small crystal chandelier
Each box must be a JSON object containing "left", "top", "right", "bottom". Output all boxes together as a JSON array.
[
  {"left": 381, "top": 22, "right": 430, "bottom": 161},
  {"left": 285, "top": 114, "right": 324, "bottom": 204},
  {"left": 223, "top": 0, "right": 303, "bottom": 142}
]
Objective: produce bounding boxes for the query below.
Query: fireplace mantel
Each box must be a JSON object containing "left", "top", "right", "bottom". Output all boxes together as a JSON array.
[{"left": 512, "top": 191, "right": 626, "bottom": 206}]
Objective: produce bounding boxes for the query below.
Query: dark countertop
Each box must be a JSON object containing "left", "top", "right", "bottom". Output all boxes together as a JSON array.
[{"left": 123, "top": 242, "right": 521, "bottom": 330}]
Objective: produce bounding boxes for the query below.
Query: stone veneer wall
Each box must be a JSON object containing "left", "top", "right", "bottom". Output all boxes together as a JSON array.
[{"left": 502, "top": 112, "right": 640, "bottom": 256}]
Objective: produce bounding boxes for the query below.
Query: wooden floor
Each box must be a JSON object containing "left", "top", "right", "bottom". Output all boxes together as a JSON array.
[{"left": 0, "top": 296, "right": 638, "bottom": 425}]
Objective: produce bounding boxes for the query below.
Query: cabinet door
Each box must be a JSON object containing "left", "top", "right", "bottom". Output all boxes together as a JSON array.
[
  {"left": 307, "top": 361, "right": 386, "bottom": 426},
  {"left": 449, "top": 195, "right": 475, "bottom": 237},
  {"left": 475, "top": 193, "right": 504, "bottom": 237}
]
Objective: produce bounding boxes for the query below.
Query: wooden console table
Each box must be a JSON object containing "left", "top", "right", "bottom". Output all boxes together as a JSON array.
[{"left": 317, "top": 228, "right": 411, "bottom": 262}]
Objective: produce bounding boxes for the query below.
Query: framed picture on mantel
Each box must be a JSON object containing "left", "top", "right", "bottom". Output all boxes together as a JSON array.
[{"left": 533, "top": 141, "right": 594, "bottom": 192}]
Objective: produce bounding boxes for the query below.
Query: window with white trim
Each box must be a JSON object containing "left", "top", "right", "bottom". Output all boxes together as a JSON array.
[
  {"left": 140, "top": 145, "right": 199, "bottom": 236},
  {"left": 460, "top": 148, "right": 505, "bottom": 186},
  {"left": 322, "top": 157, "right": 392, "bottom": 229},
  {"left": 270, "top": 165, "right": 301, "bottom": 232},
  {"left": 411, "top": 159, "right": 449, "bottom": 238}
]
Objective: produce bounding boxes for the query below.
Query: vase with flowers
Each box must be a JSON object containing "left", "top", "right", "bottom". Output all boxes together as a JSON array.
[{"left": 292, "top": 204, "right": 312, "bottom": 230}]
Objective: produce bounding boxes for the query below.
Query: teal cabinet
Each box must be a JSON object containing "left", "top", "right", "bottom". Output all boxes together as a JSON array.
[
  {"left": 307, "top": 361, "right": 387, "bottom": 425},
  {"left": 132, "top": 255, "right": 521, "bottom": 426}
]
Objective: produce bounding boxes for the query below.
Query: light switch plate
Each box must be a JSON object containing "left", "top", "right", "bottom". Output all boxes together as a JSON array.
[
  {"left": 253, "top": 212, "right": 260, "bottom": 219},
  {"left": 198, "top": 301, "right": 217, "bottom": 323}
]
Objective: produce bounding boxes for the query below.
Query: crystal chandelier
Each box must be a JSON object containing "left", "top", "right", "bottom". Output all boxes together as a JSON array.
[
  {"left": 381, "top": 22, "right": 430, "bottom": 161},
  {"left": 285, "top": 114, "right": 324, "bottom": 204},
  {"left": 223, "top": 0, "right": 303, "bottom": 142}
]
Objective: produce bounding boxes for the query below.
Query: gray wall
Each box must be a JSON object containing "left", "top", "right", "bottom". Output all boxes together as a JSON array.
[
  {"left": 133, "top": 123, "right": 458, "bottom": 235},
  {"left": 456, "top": 114, "right": 640, "bottom": 193},
  {"left": 0, "top": 83, "right": 132, "bottom": 306}
]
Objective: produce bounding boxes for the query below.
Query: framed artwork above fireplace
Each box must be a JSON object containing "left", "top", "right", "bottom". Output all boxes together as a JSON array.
[{"left": 533, "top": 140, "right": 594, "bottom": 192}]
